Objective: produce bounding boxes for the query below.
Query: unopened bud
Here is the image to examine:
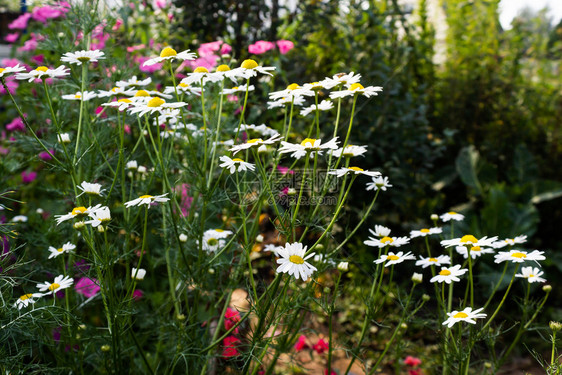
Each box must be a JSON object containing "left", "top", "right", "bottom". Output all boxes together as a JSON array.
[
  {"left": 337, "top": 261, "right": 349, "bottom": 271},
  {"left": 412, "top": 272, "right": 423, "bottom": 284},
  {"left": 431, "top": 214, "right": 438, "bottom": 221},
  {"left": 176, "top": 314, "right": 186, "bottom": 321},
  {"left": 288, "top": 188, "right": 297, "bottom": 196},
  {"left": 255, "top": 234, "right": 264, "bottom": 243},
  {"left": 74, "top": 221, "right": 85, "bottom": 230},
  {"left": 97, "top": 225, "right": 105, "bottom": 233},
  {"left": 543, "top": 285, "right": 552, "bottom": 292},
  {"left": 101, "top": 344, "right": 110, "bottom": 352},
  {"left": 422, "top": 294, "right": 430, "bottom": 302},
  {"left": 550, "top": 321, "right": 562, "bottom": 332},
  {"left": 179, "top": 233, "right": 188, "bottom": 242}
]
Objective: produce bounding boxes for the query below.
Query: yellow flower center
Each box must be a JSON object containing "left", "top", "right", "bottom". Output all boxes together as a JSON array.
[
  {"left": 207, "top": 238, "right": 218, "bottom": 246},
  {"left": 380, "top": 236, "right": 393, "bottom": 244},
  {"left": 179, "top": 82, "right": 189, "bottom": 88},
  {"left": 232, "top": 158, "right": 244, "bottom": 162},
  {"left": 74, "top": 94, "right": 82, "bottom": 99},
  {"left": 287, "top": 83, "right": 299, "bottom": 90},
  {"left": 453, "top": 312, "right": 468, "bottom": 319},
  {"left": 247, "top": 138, "right": 263, "bottom": 144},
  {"left": 300, "top": 138, "right": 316, "bottom": 147},
  {"left": 216, "top": 64, "right": 230, "bottom": 72},
  {"left": 470, "top": 246, "right": 481, "bottom": 252},
  {"left": 439, "top": 270, "right": 451, "bottom": 276},
  {"left": 48, "top": 283, "right": 60, "bottom": 291},
  {"left": 289, "top": 255, "right": 305, "bottom": 264},
  {"left": 72, "top": 207, "right": 87, "bottom": 216},
  {"left": 241, "top": 59, "right": 258, "bottom": 69},
  {"left": 387, "top": 255, "right": 400, "bottom": 261},
  {"left": 36, "top": 66, "right": 49, "bottom": 72},
  {"left": 448, "top": 211, "right": 457, "bottom": 215},
  {"left": 147, "top": 97, "right": 165, "bottom": 107},
  {"left": 118, "top": 98, "right": 132, "bottom": 103},
  {"left": 111, "top": 87, "right": 119, "bottom": 92},
  {"left": 194, "top": 66, "right": 209, "bottom": 73},
  {"left": 0, "top": 68, "right": 5, "bottom": 73},
  {"left": 20, "top": 294, "right": 33, "bottom": 300},
  {"left": 460, "top": 235, "right": 478, "bottom": 244},
  {"left": 216, "top": 229, "right": 224, "bottom": 232},
  {"left": 77, "top": 56, "right": 91, "bottom": 62},
  {"left": 160, "top": 47, "right": 177, "bottom": 58},
  {"left": 349, "top": 83, "right": 364, "bottom": 91},
  {"left": 139, "top": 195, "right": 153, "bottom": 199},
  {"left": 349, "top": 167, "right": 364, "bottom": 172},
  {"left": 511, "top": 252, "right": 527, "bottom": 259},
  {"left": 529, "top": 274, "right": 535, "bottom": 278},
  {"left": 232, "top": 86, "right": 239, "bottom": 90},
  {"left": 421, "top": 229, "right": 430, "bottom": 233},
  {"left": 429, "top": 257, "right": 438, "bottom": 262},
  {"left": 57, "top": 248, "right": 64, "bottom": 252},
  {"left": 135, "top": 90, "right": 150, "bottom": 97}
]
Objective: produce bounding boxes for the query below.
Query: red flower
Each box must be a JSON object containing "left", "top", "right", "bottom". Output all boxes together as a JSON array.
[
  {"left": 404, "top": 356, "right": 422, "bottom": 367},
  {"left": 224, "top": 307, "right": 241, "bottom": 333},
  {"left": 408, "top": 370, "right": 422, "bottom": 375},
  {"left": 294, "top": 334, "right": 308, "bottom": 352},
  {"left": 222, "top": 336, "right": 240, "bottom": 358},
  {"left": 313, "top": 338, "right": 329, "bottom": 354}
]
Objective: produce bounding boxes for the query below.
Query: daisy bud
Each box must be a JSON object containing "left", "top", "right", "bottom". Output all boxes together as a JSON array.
[
  {"left": 137, "top": 166, "right": 147, "bottom": 174},
  {"left": 79, "top": 324, "right": 86, "bottom": 330},
  {"left": 176, "top": 314, "right": 186, "bottom": 321},
  {"left": 131, "top": 267, "right": 146, "bottom": 281},
  {"left": 74, "top": 221, "right": 85, "bottom": 230},
  {"left": 179, "top": 234, "right": 188, "bottom": 242},
  {"left": 208, "top": 268, "right": 215, "bottom": 274},
  {"left": 543, "top": 285, "right": 552, "bottom": 292},
  {"left": 258, "top": 145, "right": 268, "bottom": 154},
  {"left": 550, "top": 321, "right": 562, "bottom": 332},
  {"left": 422, "top": 294, "right": 430, "bottom": 302},
  {"left": 400, "top": 322, "right": 408, "bottom": 330},
  {"left": 101, "top": 345, "right": 110, "bottom": 352},
  {"left": 57, "top": 32, "right": 65, "bottom": 38},
  {"left": 316, "top": 244, "right": 324, "bottom": 251},
  {"left": 484, "top": 362, "right": 492, "bottom": 369},
  {"left": 58, "top": 133, "right": 71, "bottom": 143},
  {"left": 97, "top": 225, "right": 105, "bottom": 233},
  {"left": 337, "top": 261, "right": 349, "bottom": 271},
  {"left": 127, "top": 171, "right": 133, "bottom": 178},
  {"left": 255, "top": 234, "right": 264, "bottom": 243},
  {"left": 412, "top": 272, "right": 423, "bottom": 284},
  {"left": 288, "top": 188, "right": 297, "bottom": 196},
  {"left": 431, "top": 214, "right": 438, "bottom": 221},
  {"left": 36, "top": 208, "right": 44, "bottom": 214}
]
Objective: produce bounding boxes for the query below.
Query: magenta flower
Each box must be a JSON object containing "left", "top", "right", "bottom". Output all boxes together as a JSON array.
[
  {"left": 21, "top": 171, "right": 37, "bottom": 184},
  {"left": 31, "top": 54, "right": 45, "bottom": 65},
  {"left": 8, "top": 13, "right": 31, "bottom": 30},
  {"left": 38, "top": 149, "right": 55, "bottom": 161},
  {"left": 276, "top": 40, "right": 294, "bottom": 55},
  {"left": 276, "top": 165, "right": 294, "bottom": 175},
  {"left": 248, "top": 41, "right": 275, "bottom": 55},
  {"left": 74, "top": 277, "right": 100, "bottom": 298},
  {"left": 18, "top": 34, "right": 39, "bottom": 52},
  {"left": 31, "top": 3, "right": 69, "bottom": 23},
  {"left": 294, "top": 334, "right": 308, "bottom": 351},
  {"left": 0, "top": 77, "right": 18, "bottom": 95},
  {"left": 137, "top": 56, "right": 163, "bottom": 73},
  {"left": 4, "top": 33, "right": 19, "bottom": 43},
  {"left": 133, "top": 289, "right": 144, "bottom": 301},
  {"left": 6, "top": 117, "right": 25, "bottom": 132},
  {"left": 1, "top": 58, "right": 24, "bottom": 67}
]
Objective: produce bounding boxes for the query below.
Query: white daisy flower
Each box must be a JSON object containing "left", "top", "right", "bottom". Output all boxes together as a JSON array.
[
  {"left": 128, "top": 97, "right": 187, "bottom": 117},
  {"left": 37, "top": 275, "right": 74, "bottom": 295},
  {"left": 492, "top": 235, "right": 528, "bottom": 249},
  {"left": 124, "top": 194, "right": 170, "bottom": 209},
  {"left": 494, "top": 250, "right": 546, "bottom": 264},
  {"left": 415, "top": 255, "right": 451, "bottom": 268},
  {"left": 237, "top": 59, "right": 276, "bottom": 78},
  {"left": 143, "top": 47, "right": 197, "bottom": 66},
  {"left": 320, "top": 72, "right": 362, "bottom": 89},
  {"left": 77, "top": 181, "right": 104, "bottom": 197},
  {"left": 239, "top": 124, "right": 279, "bottom": 138},
  {"left": 181, "top": 67, "right": 223, "bottom": 85},
  {"left": 515, "top": 266, "right": 546, "bottom": 283},
  {"left": 455, "top": 245, "right": 494, "bottom": 259},
  {"left": 410, "top": 227, "right": 442, "bottom": 238},
  {"left": 275, "top": 242, "right": 317, "bottom": 281},
  {"left": 263, "top": 244, "right": 283, "bottom": 256},
  {"left": 412, "top": 272, "right": 423, "bottom": 283},
  {"left": 0, "top": 64, "right": 26, "bottom": 78},
  {"left": 14, "top": 293, "right": 43, "bottom": 309},
  {"left": 102, "top": 98, "right": 135, "bottom": 111},
  {"left": 126, "top": 160, "right": 138, "bottom": 170},
  {"left": 199, "top": 229, "right": 231, "bottom": 253},
  {"left": 61, "top": 91, "right": 98, "bottom": 101},
  {"left": 16, "top": 65, "right": 70, "bottom": 82},
  {"left": 364, "top": 235, "right": 410, "bottom": 248},
  {"left": 214, "top": 64, "right": 249, "bottom": 82},
  {"left": 97, "top": 86, "right": 135, "bottom": 98},
  {"left": 329, "top": 83, "right": 383, "bottom": 99},
  {"left": 365, "top": 175, "right": 392, "bottom": 191},
  {"left": 48, "top": 242, "right": 76, "bottom": 259},
  {"left": 128, "top": 89, "right": 173, "bottom": 101},
  {"left": 330, "top": 145, "right": 368, "bottom": 158},
  {"left": 369, "top": 225, "right": 391, "bottom": 237},
  {"left": 267, "top": 95, "right": 306, "bottom": 109},
  {"left": 116, "top": 76, "right": 152, "bottom": 88},
  {"left": 221, "top": 84, "right": 255, "bottom": 95},
  {"left": 84, "top": 206, "right": 111, "bottom": 228},
  {"left": 131, "top": 267, "right": 146, "bottom": 280},
  {"left": 55, "top": 204, "right": 102, "bottom": 225},
  {"left": 439, "top": 211, "right": 464, "bottom": 222},
  {"left": 337, "top": 261, "right": 349, "bottom": 271},
  {"left": 60, "top": 50, "right": 105, "bottom": 65},
  {"left": 300, "top": 100, "right": 334, "bottom": 116},
  {"left": 164, "top": 82, "right": 202, "bottom": 96},
  {"left": 441, "top": 235, "right": 498, "bottom": 248},
  {"left": 328, "top": 167, "right": 381, "bottom": 178},
  {"left": 219, "top": 156, "right": 256, "bottom": 174},
  {"left": 57, "top": 133, "right": 71, "bottom": 143},
  {"left": 374, "top": 251, "right": 415, "bottom": 267},
  {"left": 11, "top": 215, "right": 28, "bottom": 223},
  {"left": 430, "top": 265, "right": 468, "bottom": 284},
  {"left": 442, "top": 307, "right": 486, "bottom": 328},
  {"left": 278, "top": 137, "right": 339, "bottom": 159},
  {"left": 269, "top": 83, "right": 315, "bottom": 101},
  {"left": 229, "top": 134, "right": 282, "bottom": 155},
  {"left": 204, "top": 229, "right": 233, "bottom": 239}
]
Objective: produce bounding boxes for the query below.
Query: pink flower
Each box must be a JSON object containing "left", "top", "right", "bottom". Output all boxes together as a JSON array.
[
  {"left": 408, "top": 370, "right": 422, "bottom": 375},
  {"left": 6, "top": 117, "right": 25, "bottom": 132},
  {"left": 294, "top": 335, "right": 308, "bottom": 351},
  {"left": 222, "top": 336, "right": 240, "bottom": 357},
  {"left": 31, "top": 54, "right": 45, "bottom": 65},
  {"left": 95, "top": 106, "right": 107, "bottom": 118},
  {"left": 185, "top": 55, "right": 219, "bottom": 71},
  {"left": 8, "top": 13, "right": 31, "bottom": 30},
  {"left": 112, "top": 19, "right": 123, "bottom": 31},
  {"left": 137, "top": 56, "right": 163, "bottom": 73},
  {"left": 74, "top": 277, "right": 100, "bottom": 298},
  {"left": 276, "top": 40, "right": 294, "bottom": 55},
  {"left": 4, "top": 33, "right": 19, "bottom": 43},
  {"left": 313, "top": 338, "right": 329, "bottom": 354},
  {"left": 38, "top": 149, "right": 55, "bottom": 161},
  {"left": 404, "top": 356, "right": 422, "bottom": 367},
  {"left": 248, "top": 40, "right": 275, "bottom": 55},
  {"left": 276, "top": 165, "right": 294, "bottom": 175},
  {"left": 31, "top": 4, "right": 69, "bottom": 23},
  {"left": 21, "top": 171, "right": 37, "bottom": 184},
  {"left": 153, "top": 0, "right": 168, "bottom": 8},
  {"left": 1, "top": 58, "right": 24, "bottom": 68},
  {"left": 324, "top": 370, "right": 337, "bottom": 375},
  {"left": 227, "top": 94, "right": 238, "bottom": 102},
  {"left": 133, "top": 289, "right": 144, "bottom": 300},
  {"left": 18, "top": 36, "right": 38, "bottom": 52}
]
